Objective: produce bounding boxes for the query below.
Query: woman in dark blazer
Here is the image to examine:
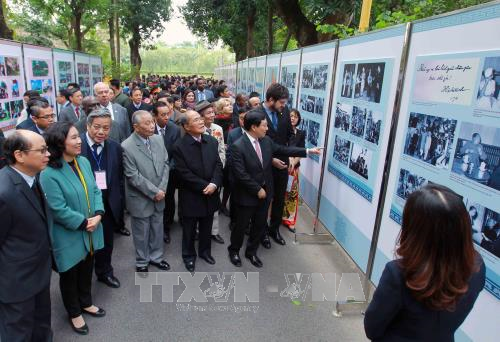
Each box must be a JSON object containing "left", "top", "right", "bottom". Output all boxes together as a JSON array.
[
  {"left": 282, "top": 109, "right": 305, "bottom": 232},
  {"left": 40, "top": 122, "right": 105, "bottom": 335},
  {"left": 364, "top": 184, "right": 485, "bottom": 341}
]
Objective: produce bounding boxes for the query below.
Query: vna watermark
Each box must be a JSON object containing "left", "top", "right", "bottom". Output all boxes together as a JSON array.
[{"left": 135, "top": 272, "right": 365, "bottom": 305}]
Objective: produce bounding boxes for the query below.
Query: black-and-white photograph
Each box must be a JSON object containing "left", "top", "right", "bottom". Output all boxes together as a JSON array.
[
  {"left": 480, "top": 208, "right": 500, "bottom": 258},
  {"left": 464, "top": 198, "right": 488, "bottom": 245},
  {"left": 299, "top": 118, "right": 309, "bottom": 133},
  {"left": 301, "top": 66, "right": 314, "bottom": 89},
  {"left": 307, "top": 120, "right": 320, "bottom": 147},
  {"left": 287, "top": 93, "right": 294, "bottom": 109},
  {"left": 349, "top": 143, "right": 372, "bottom": 180},
  {"left": 395, "top": 168, "right": 428, "bottom": 201},
  {"left": 354, "top": 62, "right": 385, "bottom": 103},
  {"left": 314, "top": 96, "right": 325, "bottom": 115},
  {"left": 281, "top": 66, "right": 297, "bottom": 89},
  {"left": 476, "top": 56, "right": 500, "bottom": 112},
  {"left": 350, "top": 106, "right": 367, "bottom": 138},
  {"left": 341, "top": 63, "right": 356, "bottom": 98},
  {"left": 364, "top": 109, "right": 382, "bottom": 145},
  {"left": 333, "top": 135, "right": 351, "bottom": 166},
  {"left": 300, "top": 94, "right": 315, "bottom": 113},
  {"left": 403, "top": 112, "right": 457, "bottom": 169},
  {"left": 451, "top": 122, "right": 500, "bottom": 191},
  {"left": 313, "top": 64, "right": 328, "bottom": 91},
  {"left": 334, "top": 102, "right": 352, "bottom": 132}
]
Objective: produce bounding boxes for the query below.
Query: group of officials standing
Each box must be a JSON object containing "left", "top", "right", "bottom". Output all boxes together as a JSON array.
[{"left": 0, "top": 80, "right": 321, "bottom": 340}]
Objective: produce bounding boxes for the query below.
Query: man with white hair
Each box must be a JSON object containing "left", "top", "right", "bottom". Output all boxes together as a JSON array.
[{"left": 94, "top": 82, "right": 131, "bottom": 143}]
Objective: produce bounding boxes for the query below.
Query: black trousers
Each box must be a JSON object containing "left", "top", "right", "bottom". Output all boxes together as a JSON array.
[
  {"left": 95, "top": 199, "right": 115, "bottom": 278},
  {"left": 182, "top": 215, "right": 213, "bottom": 263},
  {"left": 269, "top": 167, "right": 288, "bottom": 234},
  {"left": 0, "top": 286, "right": 52, "bottom": 342},
  {"left": 164, "top": 169, "right": 179, "bottom": 233},
  {"left": 59, "top": 253, "right": 94, "bottom": 318},
  {"left": 229, "top": 198, "right": 271, "bottom": 256}
]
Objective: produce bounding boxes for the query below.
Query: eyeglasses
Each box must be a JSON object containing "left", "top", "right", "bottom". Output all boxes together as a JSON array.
[
  {"left": 36, "top": 114, "right": 56, "bottom": 120},
  {"left": 23, "top": 146, "right": 49, "bottom": 154}
]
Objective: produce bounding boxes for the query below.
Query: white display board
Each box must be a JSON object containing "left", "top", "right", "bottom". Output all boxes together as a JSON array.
[
  {"left": 372, "top": 3, "right": 500, "bottom": 341},
  {"left": 264, "top": 53, "right": 281, "bottom": 98},
  {"left": 75, "top": 52, "right": 91, "bottom": 96},
  {"left": 318, "top": 25, "right": 407, "bottom": 272},
  {"left": 23, "top": 44, "right": 56, "bottom": 108},
  {"left": 90, "top": 55, "right": 102, "bottom": 90},
  {"left": 296, "top": 42, "right": 336, "bottom": 211},
  {"left": 0, "top": 40, "right": 25, "bottom": 133},
  {"left": 280, "top": 50, "right": 301, "bottom": 112},
  {"left": 228, "top": 63, "right": 236, "bottom": 95},
  {"left": 255, "top": 56, "right": 266, "bottom": 100},
  {"left": 247, "top": 58, "right": 256, "bottom": 94},
  {"left": 53, "top": 48, "right": 75, "bottom": 114}
]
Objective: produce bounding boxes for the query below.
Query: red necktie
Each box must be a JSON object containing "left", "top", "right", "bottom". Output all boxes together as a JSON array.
[{"left": 75, "top": 106, "right": 80, "bottom": 119}]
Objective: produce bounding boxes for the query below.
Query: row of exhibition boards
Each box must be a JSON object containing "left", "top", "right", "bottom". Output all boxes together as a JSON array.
[
  {"left": 0, "top": 39, "right": 103, "bottom": 133},
  {"left": 215, "top": 2, "right": 500, "bottom": 341}
]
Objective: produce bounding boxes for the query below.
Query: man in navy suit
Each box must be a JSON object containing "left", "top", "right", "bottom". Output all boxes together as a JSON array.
[
  {"left": 79, "top": 108, "right": 124, "bottom": 289},
  {"left": 194, "top": 78, "right": 214, "bottom": 102},
  {"left": 16, "top": 98, "right": 55, "bottom": 135},
  {"left": 126, "top": 87, "right": 153, "bottom": 124},
  {"left": 231, "top": 93, "right": 247, "bottom": 128}
]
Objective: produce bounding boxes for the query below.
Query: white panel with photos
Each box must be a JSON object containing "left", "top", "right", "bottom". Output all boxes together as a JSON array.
[
  {"left": 75, "top": 53, "right": 91, "bottom": 97},
  {"left": 53, "top": 49, "right": 75, "bottom": 114},
  {"left": 90, "top": 55, "right": 103, "bottom": 90},
  {"left": 280, "top": 49, "right": 301, "bottom": 109},
  {"left": 23, "top": 45, "right": 56, "bottom": 110}
]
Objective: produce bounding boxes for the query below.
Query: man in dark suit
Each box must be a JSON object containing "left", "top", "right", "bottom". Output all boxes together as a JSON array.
[
  {"left": 0, "top": 130, "right": 53, "bottom": 341},
  {"left": 194, "top": 78, "right": 214, "bottom": 102},
  {"left": 231, "top": 93, "right": 247, "bottom": 127},
  {"left": 80, "top": 108, "right": 124, "bottom": 288},
  {"left": 173, "top": 110, "right": 223, "bottom": 272},
  {"left": 152, "top": 101, "right": 181, "bottom": 243},
  {"left": 126, "top": 87, "right": 153, "bottom": 124},
  {"left": 259, "top": 83, "right": 294, "bottom": 248},
  {"left": 58, "top": 87, "right": 84, "bottom": 123},
  {"left": 16, "top": 98, "right": 55, "bottom": 135},
  {"left": 228, "top": 110, "right": 321, "bottom": 268},
  {"left": 0, "top": 130, "right": 6, "bottom": 169}
]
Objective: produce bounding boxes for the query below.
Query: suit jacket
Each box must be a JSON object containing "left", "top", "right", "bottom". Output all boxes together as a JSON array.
[
  {"left": 232, "top": 103, "right": 242, "bottom": 128},
  {"left": 16, "top": 117, "right": 38, "bottom": 133},
  {"left": 40, "top": 156, "right": 104, "bottom": 273},
  {"left": 173, "top": 134, "right": 223, "bottom": 217},
  {"left": 121, "top": 133, "right": 169, "bottom": 218},
  {"left": 113, "top": 91, "right": 131, "bottom": 109},
  {"left": 59, "top": 104, "right": 82, "bottom": 123},
  {"left": 80, "top": 133, "right": 125, "bottom": 223},
  {"left": 259, "top": 104, "right": 294, "bottom": 165},
  {"left": 226, "top": 127, "right": 244, "bottom": 162},
  {"left": 107, "top": 103, "right": 131, "bottom": 143},
  {"left": 364, "top": 258, "right": 485, "bottom": 342},
  {"left": 154, "top": 122, "right": 181, "bottom": 168},
  {"left": 0, "top": 130, "right": 5, "bottom": 168},
  {"left": 289, "top": 129, "right": 306, "bottom": 168},
  {"left": 126, "top": 102, "right": 153, "bottom": 124},
  {"left": 195, "top": 89, "right": 214, "bottom": 102},
  {"left": 230, "top": 134, "right": 306, "bottom": 206},
  {"left": 0, "top": 166, "right": 52, "bottom": 303}
]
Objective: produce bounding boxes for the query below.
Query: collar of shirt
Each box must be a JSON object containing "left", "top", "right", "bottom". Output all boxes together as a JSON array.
[
  {"left": 71, "top": 103, "right": 79, "bottom": 111},
  {"left": 101, "top": 102, "right": 114, "bottom": 120},
  {"left": 156, "top": 123, "right": 167, "bottom": 134},
  {"left": 86, "top": 132, "right": 104, "bottom": 153},
  {"left": 137, "top": 134, "right": 149, "bottom": 145},
  {"left": 134, "top": 102, "right": 142, "bottom": 109},
  {"left": 10, "top": 166, "right": 36, "bottom": 187},
  {"left": 35, "top": 124, "right": 44, "bottom": 135},
  {"left": 190, "top": 134, "right": 202, "bottom": 143},
  {"left": 244, "top": 130, "right": 258, "bottom": 145}
]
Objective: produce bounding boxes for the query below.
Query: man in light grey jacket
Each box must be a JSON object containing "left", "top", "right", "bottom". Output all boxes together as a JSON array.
[
  {"left": 94, "top": 82, "right": 131, "bottom": 143},
  {"left": 122, "top": 110, "right": 170, "bottom": 273}
]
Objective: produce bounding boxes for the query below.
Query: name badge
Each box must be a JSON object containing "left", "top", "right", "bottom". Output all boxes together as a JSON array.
[{"left": 95, "top": 171, "right": 107, "bottom": 190}]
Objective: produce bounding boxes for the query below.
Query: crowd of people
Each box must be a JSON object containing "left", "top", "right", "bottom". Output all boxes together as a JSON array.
[
  {"left": 0, "top": 75, "right": 321, "bottom": 339},
  {"left": 0, "top": 73, "right": 487, "bottom": 341}
]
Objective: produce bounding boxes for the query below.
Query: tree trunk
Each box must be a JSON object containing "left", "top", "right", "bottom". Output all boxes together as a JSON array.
[
  {"left": 0, "top": 0, "right": 13, "bottom": 40},
  {"left": 74, "top": 12, "right": 83, "bottom": 51},
  {"left": 272, "top": 0, "right": 318, "bottom": 47},
  {"left": 246, "top": 5, "right": 256, "bottom": 58},
  {"left": 108, "top": 16, "right": 117, "bottom": 78},
  {"left": 129, "top": 26, "right": 141, "bottom": 79},
  {"left": 282, "top": 30, "right": 292, "bottom": 51},
  {"left": 267, "top": 0, "right": 273, "bottom": 54}
]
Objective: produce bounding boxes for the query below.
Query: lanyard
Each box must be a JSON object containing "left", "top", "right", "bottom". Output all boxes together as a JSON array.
[
  {"left": 90, "top": 146, "right": 104, "bottom": 171},
  {"left": 73, "top": 158, "right": 94, "bottom": 255}
]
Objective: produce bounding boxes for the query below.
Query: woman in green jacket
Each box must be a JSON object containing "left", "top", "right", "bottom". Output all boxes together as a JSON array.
[{"left": 40, "top": 122, "right": 105, "bottom": 335}]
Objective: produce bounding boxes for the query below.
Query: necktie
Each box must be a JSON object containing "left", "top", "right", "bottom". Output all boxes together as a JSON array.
[
  {"left": 254, "top": 139, "right": 263, "bottom": 165},
  {"left": 145, "top": 139, "right": 152, "bottom": 154},
  {"left": 160, "top": 128, "right": 165, "bottom": 136},
  {"left": 206, "top": 127, "right": 212, "bottom": 135},
  {"left": 92, "top": 143, "right": 100, "bottom": 156},
  {"left": 271, "top": 112, "right": 278, "bottom": 129},
  {"left": 31, "top": 180, "right": 44, "bottom": 208},
  {"left": 75, "top": 106, "right": 80, "bottom": 119}
]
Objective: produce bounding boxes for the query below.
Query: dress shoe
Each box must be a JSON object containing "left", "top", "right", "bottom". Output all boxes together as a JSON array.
[
  {"left": 115, "top": 227, "right": 130, "bottom": 236},
  {"left": 229, "top": 252, "right": 242, "bottom": 267},
  {"left": 219, "top": 206, "right": 230, "bottom": 216},
  {"left": 261, "top": 235, "right": 271, "bottom": 249},
  {"left": 245, "top": 254, "right": 263, "bottom": 268},
  {"left": 200, "top": 255, "right": 216, "bottom": 265},
  {"left": 211, "top": 234, "right": 224, "bottom": 244},
  {"left": 136, "top": 266, "right": 148, "bottom": 273},
  {"left": 82, "top": 307, "right": 106, "bottom": 318},
  {"left": 69, "top": 318, "right": 89, "bottom": 335},
  {"left": 149, "top": 260, "right": 170, "bottom": 271},
  {"left": 287, "top": 226, "right": 296, "bottom": 234},
  {"left": 163, "top": 233, "right": 171, "bottom": 244},
  {"left": 185, "top": 261, "right": 195, "bottom": 272},
  {"left": 270, "top": 231, "right": 286, "bottom": 245},
  {"left": 98, "top": 275, "right": 120, "bottom": 288}
]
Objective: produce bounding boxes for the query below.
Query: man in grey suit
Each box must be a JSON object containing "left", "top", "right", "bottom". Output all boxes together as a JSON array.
[
  {"left": 94, "top": 82, "right": 131, "bottom": 143},
  {"left": 58, "top": 87, "right": 84, "bottom": 123},
  {"left": 122, "top": 110, "right": 170, "bottom": 273}
]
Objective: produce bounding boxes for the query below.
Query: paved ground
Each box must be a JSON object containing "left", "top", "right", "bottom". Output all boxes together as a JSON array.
[{"left": 48, "top": 202, "right": 369, "bottom": 342}]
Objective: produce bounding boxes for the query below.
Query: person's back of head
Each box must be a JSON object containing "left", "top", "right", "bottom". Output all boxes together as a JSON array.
[
  {"left": 397, "top": 183, "right": 480, "bottom": 311},
  {"left": 110, "top": 79, "right": 121, "bottom": 90}
]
